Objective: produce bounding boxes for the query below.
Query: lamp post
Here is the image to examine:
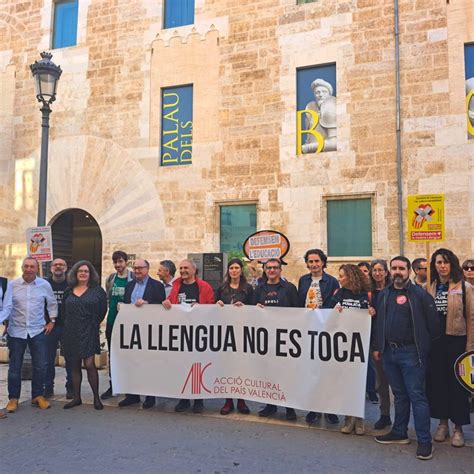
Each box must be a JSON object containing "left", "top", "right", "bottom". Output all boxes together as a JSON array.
[
  {"left": 22, "top": 53, "right": 61, "bottom": 382},
  {"left": 30, "top": 51, "right": 62, "bottom": 227}
]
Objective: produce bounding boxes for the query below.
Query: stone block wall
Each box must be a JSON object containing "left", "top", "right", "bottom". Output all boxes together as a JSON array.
[{"left": 0, "top": 0, "right": 472, "bottom": 283}]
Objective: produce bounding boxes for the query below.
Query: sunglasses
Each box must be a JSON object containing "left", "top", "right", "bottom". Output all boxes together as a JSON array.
[{"left": 463, "top": 266, "right": 474, "bottom": 271}]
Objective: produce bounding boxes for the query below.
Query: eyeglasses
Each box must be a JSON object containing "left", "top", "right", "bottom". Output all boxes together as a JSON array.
[
  {"left": 133, "top": 266, "right": 147, "bottom": 270},
  {"left": 77, "top": 269, "right": 90, "bottom": 274},
  {"left": 265, "top": 266, "right": 281, "bottom": 271},
  {"left": 463, "top": 266, "right": 474, "bottom": 271}
]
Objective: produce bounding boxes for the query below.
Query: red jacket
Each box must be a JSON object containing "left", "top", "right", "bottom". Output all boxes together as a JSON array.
[{"left": 168, "top": 277, "right": 215, "bottom": 304}]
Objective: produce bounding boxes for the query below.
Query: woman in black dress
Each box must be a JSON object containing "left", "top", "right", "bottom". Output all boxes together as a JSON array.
[
  {"left": 62, "top": 260, "right": 107, "bottom": 410},
  {"left": 216, "top": 258, "right": 253, "bottom": 415}
]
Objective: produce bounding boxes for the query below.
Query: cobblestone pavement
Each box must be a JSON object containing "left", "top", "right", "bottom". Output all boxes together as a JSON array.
[{"left": 1, "top": 364, "right": 473, "bottom": 473}]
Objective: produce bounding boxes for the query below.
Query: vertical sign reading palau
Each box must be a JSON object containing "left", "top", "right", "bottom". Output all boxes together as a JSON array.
[
  {"left": 161, "top": 84, "right": 193, "bottom": 166},
  {"left": 465, "top": 44, "right": 474, "bottom": 139}
]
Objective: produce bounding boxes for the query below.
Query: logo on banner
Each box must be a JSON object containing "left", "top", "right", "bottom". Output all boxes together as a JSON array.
[{"left": 181, "top": 362, "right": 212, "bottom": 395}]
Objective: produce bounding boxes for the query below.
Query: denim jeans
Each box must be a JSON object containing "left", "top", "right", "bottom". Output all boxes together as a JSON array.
[
  {"left": 44, "top": 325, "right": 72, "bottom": 392},
  {"left": 366, "top": 354, "right": 376, "bottom": 393},
  {"left": 382, "top": 345, "right": 431, "bottom": 444},
  {"left": 8, "top": 332, "right": 48, "bottom": 399}
]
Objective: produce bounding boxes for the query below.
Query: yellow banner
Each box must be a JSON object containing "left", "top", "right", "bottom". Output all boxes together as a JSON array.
[{"left": 407, "top": 194, "right": 444, "bottom": 242}]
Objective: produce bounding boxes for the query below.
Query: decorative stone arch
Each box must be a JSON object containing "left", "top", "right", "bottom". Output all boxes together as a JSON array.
[{"left": 46, "top": 135, "right": 166, "bottom": 269}]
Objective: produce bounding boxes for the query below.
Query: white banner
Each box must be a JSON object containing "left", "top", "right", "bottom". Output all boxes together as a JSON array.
[{"left": 111, "top": 305, "right": 371, "bottom": 417}]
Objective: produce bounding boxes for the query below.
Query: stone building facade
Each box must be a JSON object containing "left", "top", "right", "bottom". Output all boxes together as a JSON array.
[{"left": 0, "top": 0, "right": 473, "bottom": 281}]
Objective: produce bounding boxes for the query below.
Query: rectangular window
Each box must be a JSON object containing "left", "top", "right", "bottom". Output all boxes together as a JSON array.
[
  {"left": 164, "top": 0, "right": 195, "bottom": 29},
  {"left": 296, "top": 64, "right": 337, "bottom": 155},
  {"left": 327, "top": 198, "right": 372, "bottom": 257},
  {"left": 160, "top": 85, "right": 193, "bottom": 166},
  {"left": 220, "top": 205, "right": 257, "bottom": 254},
  {"left": 52, "top": 0, "right": 78, "bottom": 49},
  {"left": 297, "top": 0, "right": 317, "bottom": 4}
]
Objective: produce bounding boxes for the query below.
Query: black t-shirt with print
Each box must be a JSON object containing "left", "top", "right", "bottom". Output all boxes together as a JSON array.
[
  {"left": 178, "top": 282, "right": 199, "bottom": 304},
  {"left": 330, "top": 288, "right": 370, "bottom": 309}
]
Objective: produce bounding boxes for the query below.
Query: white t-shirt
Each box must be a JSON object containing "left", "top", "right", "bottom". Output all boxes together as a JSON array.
[{"left": 305, "top": 276, "right": 322, "bottom": 309}]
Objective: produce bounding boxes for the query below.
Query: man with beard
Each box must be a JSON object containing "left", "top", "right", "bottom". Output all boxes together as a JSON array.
[
  {"left": 44, "top": 258, "right": 72, "bottom": 398},
  {"left": 373, "top": 256, "right": 439, "bottom": 461}
]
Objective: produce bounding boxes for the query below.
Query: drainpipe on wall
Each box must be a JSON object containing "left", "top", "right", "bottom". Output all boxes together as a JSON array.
[{"left": 394, "top": 0, "right": 405, "bottom": 255}]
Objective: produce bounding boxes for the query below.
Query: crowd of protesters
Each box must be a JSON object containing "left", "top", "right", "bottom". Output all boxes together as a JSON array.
[{"left": 0, "top": 247, "right": 473, "bottom": 461}]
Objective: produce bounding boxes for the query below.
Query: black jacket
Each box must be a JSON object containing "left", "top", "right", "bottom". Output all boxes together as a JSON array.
[
  {"left": 297, "top": 272, "right": 340, "bottom": 308},
  {"left": 253, "top": 279, "right": 299, "bottom": 308},
  {"left": 124, "top": 277, "right": 166, "bottom": 304},
  {"left": 373, "top": 281, "right": 440, "bottom": 361}
]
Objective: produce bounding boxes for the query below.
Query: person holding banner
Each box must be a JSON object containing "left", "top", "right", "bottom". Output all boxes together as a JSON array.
[
  {"left": 163, "top": 259, "right": 215, "bottom": 414},
  {"left": 118, "top": 259, "right": 166, "bottom": 409},
  {"left": 426, "top": 249, "right": 474, "bottom": 448},
  {"left": 369, "top": 259, "right": 393, "bottom": 430},
  {"left": 373, "top": 256, "right": 439, "bottom": 461},
  {"left": 216, "top": 258, "right": 253, "bottom": 415},
  {"left": 330, "top": 264, "right": 375, "bottom": 435},
  {"left": 254, "top": 258, "right": 299, "bottom": 421},
  {"left": 298, "top": 248, "right": 340, "bottom": 425},
  {"left": 62, "top": 261, "right": 107, "bottom": 410}
]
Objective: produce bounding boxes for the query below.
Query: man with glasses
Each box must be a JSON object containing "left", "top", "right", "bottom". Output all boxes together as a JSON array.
[
  {"left": 44, "top": 258, "right": 72, "bottom": 398},
  {"left": 253, "top": 258, "right": 300, "bottom": 420},
  {"left": 118, "top": 259, "right": 166, "bottom": 409},
  {"left": 412, "top": 258, "right": 427, "bottom": 288},
  {"left": 101, "top": 250, "right": 134, "bottom": 400}
]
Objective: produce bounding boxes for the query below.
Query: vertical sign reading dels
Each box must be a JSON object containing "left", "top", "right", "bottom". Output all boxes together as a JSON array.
[{"left": 160, "top": 84, "right": 193, "bottom": 166}]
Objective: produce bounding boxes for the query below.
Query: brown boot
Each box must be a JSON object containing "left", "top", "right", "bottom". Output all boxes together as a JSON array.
[{"left": 32, "top": 396, "right": 50, "bottom": 410}]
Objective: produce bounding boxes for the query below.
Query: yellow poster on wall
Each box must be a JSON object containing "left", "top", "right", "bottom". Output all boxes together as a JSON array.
[{"left": 407, "top": 194, "right": 444, "bottom": 242}]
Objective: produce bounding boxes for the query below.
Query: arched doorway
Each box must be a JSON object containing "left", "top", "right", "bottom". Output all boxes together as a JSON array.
[{"left": 49, "top": 209, "right": 102, "bottom": 279}]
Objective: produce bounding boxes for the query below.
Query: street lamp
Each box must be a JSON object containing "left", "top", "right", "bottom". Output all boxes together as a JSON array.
[{"left": 30, "top": 51, "right": 62, "bottom": 227}]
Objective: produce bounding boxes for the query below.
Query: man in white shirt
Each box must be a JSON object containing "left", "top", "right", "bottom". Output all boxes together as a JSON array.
[
  {"left": 1, "top": 257, "right": 58, "bottom": 413},
  {"left": 0, "top": 276, "right": 11, "bottom": 418}
]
